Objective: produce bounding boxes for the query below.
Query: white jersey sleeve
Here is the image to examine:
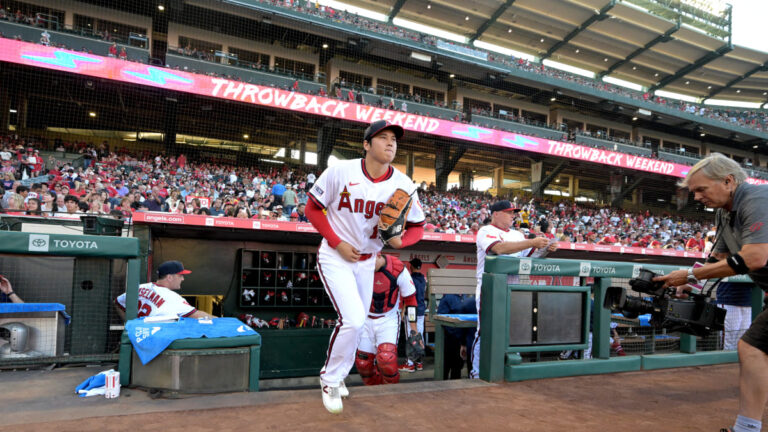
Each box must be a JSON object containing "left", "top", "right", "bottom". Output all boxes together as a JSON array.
[
  {"left": 308, "top": 164, "right": 339, "bottom": 209},
  {"left": 115, "top": 292, "right": 127, "bottom": 309},
  {"left": 405, "top": 188, "right": 426, "bottom": 226},
  {"left": 397, "top": 267, "right": 416, "bottom": 298},
  {"left": 476, "top": 225, "right": 504, "bottom": 255}
]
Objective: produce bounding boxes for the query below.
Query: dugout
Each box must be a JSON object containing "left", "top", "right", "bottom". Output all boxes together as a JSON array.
[
  {"left": 130, "top": 214, "right": 485, "bottom": 379},
  {"left": 0, "top": 231, "right": 140, "bottom": 367},
  {"left": 0, "top": 213, "right": 713, "bottom": 380},
  {"left": 130, "top": 213, "right": 707, "bottom": 380}
]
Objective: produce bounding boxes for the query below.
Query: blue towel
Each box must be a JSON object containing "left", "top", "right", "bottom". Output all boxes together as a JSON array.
[
  {"left": 125, "top": 317, "right": 258, "bottom": 364},
  {"left": 612, "top": 313, "right": 652, "bottom": 327},
  {"left": 0, "top": 303, "right": 71, "bottom": 324},
  {"left": 74, "top": 370, "right": 110, "bottom": 397},
  {"left": 436, "top": 313, "right": 478, "bottom": 322},
  {"left": 637, "top": 314, "right": 651, "bottom": 327}
]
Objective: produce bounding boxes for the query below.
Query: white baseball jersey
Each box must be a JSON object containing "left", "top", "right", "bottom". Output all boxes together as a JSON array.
[
  {"left": 475, "top": 224, "right": 530, "bottom": 296},
  {"left": 115, "top": 282, "right": 196, "bottom": 318},
  {"left": 309, "top": 159, "right": 425, "bottom": 253}
]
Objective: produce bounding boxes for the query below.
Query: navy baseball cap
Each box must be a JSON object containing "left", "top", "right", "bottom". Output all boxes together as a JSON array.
[
  {"left": 490, "top": 201, "right": 520, "bottom": 213},
  {"left": 363, "top": 120, "right": 404, "bottom": 142},
  {"left": 157, "top": 260, "right": 191, "bottom": 278}
]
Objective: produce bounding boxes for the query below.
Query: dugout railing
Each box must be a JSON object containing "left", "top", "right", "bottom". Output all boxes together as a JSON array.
[
  {"left": 479, "top": 256, "right": 760, "bottom": 382},
  {"left": 0, "top": 231, "right": 140, "bottom": 367}
]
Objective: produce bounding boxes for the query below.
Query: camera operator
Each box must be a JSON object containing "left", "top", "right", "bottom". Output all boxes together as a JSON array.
[{"left": 653, "top": 153, "right": 768, "bottom": 432}]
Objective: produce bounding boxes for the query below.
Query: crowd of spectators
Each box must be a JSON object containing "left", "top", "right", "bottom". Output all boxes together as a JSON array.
[
  {"left": 0, "top": 133, "right": 717, "bottom": 251},
  {"left": 417, "top": 186, "right": 714, "bottom": 251}
]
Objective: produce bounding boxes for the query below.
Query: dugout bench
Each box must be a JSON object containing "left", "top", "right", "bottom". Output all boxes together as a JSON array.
[
  {"left": 427, "top": 268, "right": 477, "bottom": 380},
  {"left": 118, "top": 331, "right": 261, "bottom": 393},
  {"left": 117, "top": 267, "right": 262, "bottom": 392}
]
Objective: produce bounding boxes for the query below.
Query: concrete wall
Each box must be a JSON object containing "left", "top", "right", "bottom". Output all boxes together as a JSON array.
[
  {"left": 168, "top": 23, "right": 318, "bottom": 69},
  {"left": 327, "top": 58, "right": 447, "bottom": 99},
  {"left": 24, "top": 0, "right": 150, "bottom": 35},
  {"left": 455, "top": 86, "right": 548, "bottom": 116}
]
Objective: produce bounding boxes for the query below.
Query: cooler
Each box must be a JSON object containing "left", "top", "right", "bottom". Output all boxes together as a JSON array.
[{"left": 121, "top": 332, "right": 261, "bottom": 393}]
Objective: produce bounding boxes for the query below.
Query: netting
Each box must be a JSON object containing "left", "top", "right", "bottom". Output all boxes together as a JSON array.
[
  {"left": 0, "top": 0, "right": 749, "bottom": 213},
  {"left": 0, "top": 0, "right": 757, "bottom": 373},
  {"left": 0, "top": 254, "right": 127, "bottom": 367}
]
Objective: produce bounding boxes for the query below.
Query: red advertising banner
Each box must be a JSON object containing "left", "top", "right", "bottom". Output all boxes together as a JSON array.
[
  {"left": 3, "top": 39, "right": 764, "bottom": 184},
  {"left": 131, "top": 212, "right": 706, "bottom": 258}
]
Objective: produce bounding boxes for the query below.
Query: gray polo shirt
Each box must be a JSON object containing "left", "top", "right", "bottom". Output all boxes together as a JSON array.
[{"left": 714, "top": 182, "right": 768, "bottom": 291}]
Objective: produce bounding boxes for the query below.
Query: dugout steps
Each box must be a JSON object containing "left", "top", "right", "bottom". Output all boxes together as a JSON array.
[
  {"left": 0, "top": 366, "right": 492, "bottom": 427},
  {"left": 640, "top": 351, "right": 738, "bottom": 370},
  {"left": 504, "top": 352, "right": 738, "bottom": 382}
]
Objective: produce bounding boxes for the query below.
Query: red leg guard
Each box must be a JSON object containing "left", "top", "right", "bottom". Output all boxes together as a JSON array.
[
  {"left": 376, "top": 343, "right": 400, "bottom": 384},
  {"left": 355, "top": 350, "right": 382, "bottom": 385},
  {"left": 611, "top": 342, "right": 626, "bottom": 356}
]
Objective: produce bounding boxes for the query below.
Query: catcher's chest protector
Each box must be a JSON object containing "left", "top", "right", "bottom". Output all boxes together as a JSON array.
[{"left": 370, "top": 256, "right": 404, "bottom": 314}]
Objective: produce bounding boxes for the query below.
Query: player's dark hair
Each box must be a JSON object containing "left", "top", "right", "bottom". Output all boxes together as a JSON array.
[{"left": 410, "top": 258, "right": 422, "bottom": 269}]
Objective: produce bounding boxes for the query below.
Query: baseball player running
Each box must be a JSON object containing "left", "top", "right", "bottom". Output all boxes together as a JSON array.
[
  {"left": 470, "top": 201, "right": 556, "bottom": 379},
  {"left": 355, "top": 254, "right": 423, "bottom": 385},
  {"left": 115, "top": 260, "right": 212, "bottom": 320},
  {"left": 306, "top": 120, "right": 425, "bottom": 413}
]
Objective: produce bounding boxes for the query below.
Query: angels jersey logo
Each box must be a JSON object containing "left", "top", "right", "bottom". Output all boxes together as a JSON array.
[{"left": 337, "top": 186, "right": 386, "bottom": 219}]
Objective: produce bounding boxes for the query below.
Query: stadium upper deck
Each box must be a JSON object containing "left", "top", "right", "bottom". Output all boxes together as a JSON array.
[
  {"left": 335, "top": 0, "right": 767, "bottom": 103},
  {"left": 182, "top": 0, "right": 768, "bottom": 151},
  {"left": 1, "top": 0, "right": 767, "bottom": 201}
]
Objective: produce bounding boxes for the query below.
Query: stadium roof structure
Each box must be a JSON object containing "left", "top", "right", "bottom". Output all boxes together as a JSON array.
[{"left": 345, "top": 0, "right": 768, "bottom": 104}]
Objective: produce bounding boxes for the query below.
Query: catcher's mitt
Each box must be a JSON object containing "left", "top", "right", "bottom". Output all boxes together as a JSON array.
[
  {"left": 378, "top": 188, "right": 413, "bottom": 244},
  {"left": 405, "top": 329, "right": 425, "bottom": 362}
]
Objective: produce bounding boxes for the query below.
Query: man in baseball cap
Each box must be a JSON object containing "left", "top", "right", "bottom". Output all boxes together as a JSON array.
[
  {"left": 363, "top": 120, "right": 404, "bottom": 143},
  {"left": 157, "top": 260, "right": 192, "bottom": 278},
  {"left": 469, "top": 198, "right": 554, "bottom": 380},
  {"left": 489, "top": 200, "right": 520, "bottom": 213},
  {"left": 115, "top": 260, "right": 212, "bottom": 320}
]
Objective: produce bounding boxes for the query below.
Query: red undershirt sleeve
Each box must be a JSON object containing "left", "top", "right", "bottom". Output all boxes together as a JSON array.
[
  {"left": 402, "top": 293, "right": 417, "bottom": 307},
  {"left": 400, "top": 224, "right": 424, "bottom": 248},
  {"left": 306, "top": 198, "right": 342, "bottom": 249}
]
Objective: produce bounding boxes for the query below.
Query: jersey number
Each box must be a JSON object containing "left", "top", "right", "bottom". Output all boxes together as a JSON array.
[
  {"left": 370, "top": 225, "right": 378, "bottom": 239},
  {"left": 137, "top": 300, "right": 153, "bottom": 318}
]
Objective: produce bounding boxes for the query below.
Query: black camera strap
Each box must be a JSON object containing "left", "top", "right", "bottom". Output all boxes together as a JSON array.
[{"left": 700, "top": 218, "right": 731, "bottom": 298}]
